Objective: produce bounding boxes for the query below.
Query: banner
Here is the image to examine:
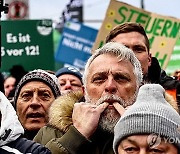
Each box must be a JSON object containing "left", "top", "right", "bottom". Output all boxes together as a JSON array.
[
  {"left": 55, "top": 21, "right": 97, "bottom": 69},
  {"left": 93, "top": 0, "right": 180, "bottom": 69},
  {"left": 1, "top": 19, "right": 54, "bottom": 72}
]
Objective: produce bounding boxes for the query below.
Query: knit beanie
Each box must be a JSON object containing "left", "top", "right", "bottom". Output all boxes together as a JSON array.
[
  {"left": 14, "top": 69, "right": 61, "bottom": 107},
  {"left": 113, "top": 84, "right": 180, "bottom": 153},
  {"left": 55, "top": 67, "right": 83, "bottom": 84}
]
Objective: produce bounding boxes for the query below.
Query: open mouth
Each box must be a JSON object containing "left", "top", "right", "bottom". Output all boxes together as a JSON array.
[{"left": 26, "top": 112, "right": 44, "bottom": 119}]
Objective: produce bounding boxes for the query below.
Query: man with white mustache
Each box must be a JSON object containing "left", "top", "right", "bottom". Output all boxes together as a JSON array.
[{"left": 34, "top": 42, "right": 143, "bottom": 154}]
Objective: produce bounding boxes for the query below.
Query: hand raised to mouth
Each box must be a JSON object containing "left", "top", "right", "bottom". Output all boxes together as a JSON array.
[{"left": 72, "top": 102, "right": 108, "bottom": 139}]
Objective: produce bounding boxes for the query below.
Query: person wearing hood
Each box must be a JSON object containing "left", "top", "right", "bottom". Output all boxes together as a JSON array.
[{"left": 0, "top": 91, "right": 51, "bottom": 153}]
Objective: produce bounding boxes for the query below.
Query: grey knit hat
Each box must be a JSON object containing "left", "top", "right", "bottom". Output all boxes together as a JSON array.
[
  {"left": 14, "top": 69, "right": 61, "bottom": 107},
  {"left": 113, "top": 84, "right": 180, "bottom": 153}
]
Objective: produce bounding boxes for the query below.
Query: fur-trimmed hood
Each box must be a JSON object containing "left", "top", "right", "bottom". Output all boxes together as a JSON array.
[
  {"left": 48, "top": 91, "right": 84, "bottom": 133},
  {"left": 47, "top": 89, "right": 179, "bottom": 134}
]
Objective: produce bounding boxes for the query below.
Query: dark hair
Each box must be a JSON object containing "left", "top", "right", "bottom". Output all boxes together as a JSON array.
[{"left": 105, "top": 22, "right": 150, "bottom": 53}]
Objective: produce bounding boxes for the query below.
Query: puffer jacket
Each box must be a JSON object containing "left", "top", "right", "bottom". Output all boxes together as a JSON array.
[
  {"left": 34, "top": 91, "right": 114, "bottom": 154},
  {"left": 0, "top": 92, "right": 51, "bottom": 154}
]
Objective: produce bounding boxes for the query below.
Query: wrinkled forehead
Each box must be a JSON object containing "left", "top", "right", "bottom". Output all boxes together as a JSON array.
[
  {"left": 20, "top": 81, "right": 52, "bottom": 91},
  {"left": 88, "top": 54, "right": 135, "bottom": 77}
]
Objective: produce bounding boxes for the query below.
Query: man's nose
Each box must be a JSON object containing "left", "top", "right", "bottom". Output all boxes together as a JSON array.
[
  {"left": 64, "top": 81, "right": 72, "bottom": 90},
  {"left": 139, "top": 149, "right": 146, "bottom": 154},
  {"left": 29, "top": 93, "right": 41, "bottom": 108},
  {"left": 105, "top": 77, "right": 117, "bottom": 94}
]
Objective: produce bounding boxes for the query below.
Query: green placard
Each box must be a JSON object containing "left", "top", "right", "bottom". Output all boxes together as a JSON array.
[
  {"left": 166, "top": 39, "right": 180, "bottom": 75},
  {"left": 93, "top": 0, "right": 180, "bottom": 70},
  {"left": 1, "top": 19, "right": 54, "bottom": 72}
]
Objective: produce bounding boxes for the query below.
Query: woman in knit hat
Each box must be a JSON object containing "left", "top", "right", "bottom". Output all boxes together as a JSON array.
[
  {"left": 113, "top": 84, "right": 180, "bottom": 154},
  {"left": 13, "top": 69, "right": 61, "bottom": 140}
]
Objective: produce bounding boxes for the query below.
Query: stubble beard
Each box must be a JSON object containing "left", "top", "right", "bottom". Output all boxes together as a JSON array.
[{"left": 84, "top": 94, "right": 137, "bottom": 133}]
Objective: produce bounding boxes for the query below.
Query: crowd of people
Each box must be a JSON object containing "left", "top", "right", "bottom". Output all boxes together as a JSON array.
[{"left": 0, "top": 22, "right": 180, "bottom": 154}]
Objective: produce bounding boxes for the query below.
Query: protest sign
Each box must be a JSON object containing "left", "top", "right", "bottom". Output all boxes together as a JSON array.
[
  {"left": 1, "top": 19, "right": 54, "bottom": 72},
  {"left": 166, "top": 39, "right": 180, "bottom": 74},
  {"left": 55, "top": 21, "right": 98, "bottom": 69},
  {"left": 93, "top": 0, "right": 180, "bottom": 69}
]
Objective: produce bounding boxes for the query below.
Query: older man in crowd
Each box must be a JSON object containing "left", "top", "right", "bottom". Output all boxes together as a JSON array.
[
  {"left": 55, "top": 66, "right": 83, "bottom": 95},
  {"left": 0, "top": 91, "right": 51, "bottom": 153},
  {"left": 34, "top": 42, "right": 143, "bottom": 154},
  {"left": 13, "top": 69, "right": 61, "bottom": 140}
]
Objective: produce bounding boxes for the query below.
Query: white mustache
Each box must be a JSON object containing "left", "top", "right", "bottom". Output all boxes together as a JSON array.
[{"left": 96, "top": 95, "right": 129, "bottom": 107}]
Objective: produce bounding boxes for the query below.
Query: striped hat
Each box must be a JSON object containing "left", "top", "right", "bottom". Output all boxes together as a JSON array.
[{"left": 14, "top": 69, "right": 61, "bottom": 107}]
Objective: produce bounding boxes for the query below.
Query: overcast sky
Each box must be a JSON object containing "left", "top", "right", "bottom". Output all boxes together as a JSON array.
[{"left": 29, "top": 0, "right": 180, "bottom": 29}]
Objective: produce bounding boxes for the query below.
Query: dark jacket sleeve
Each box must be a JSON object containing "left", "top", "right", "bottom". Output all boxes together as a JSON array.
[
  {"left": 6, "top": 137, "right": 51, "bottom": 154},
  {"left": 11, "top": 137, "right": 51, "bottom": 154}
]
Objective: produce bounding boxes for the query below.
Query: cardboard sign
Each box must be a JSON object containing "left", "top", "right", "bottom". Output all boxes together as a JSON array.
[
  {"left": 93, "top": 0, "right": 180, "bottom": 69},
  {"left": 1, "top": 20, "right": 54, "bottom": 72},
  {"left": 55, "top": 21, "right": 98, "bottom": 69},
  {"left": 166, "top": 39, "right": 180, "bottom": 74}
]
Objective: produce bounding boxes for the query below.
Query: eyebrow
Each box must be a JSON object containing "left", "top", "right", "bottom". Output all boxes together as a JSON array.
[
  {"left": 59, "top": 78, "right": 81, "bottom": 82},
  {"left": 92, "top": 71, "right": 131, "bottom": 79},
  {"left": 113, "top": 71, "right": 131, "bottom": 77},
  {"left": 123, "top": 138, "right": 138, "bottom": 146},
  {"left": 92, "top": 71, "right": 108, "bottom": 76},
  {"left": 21, "top": 88, "right": 51, "bottom": 93}
]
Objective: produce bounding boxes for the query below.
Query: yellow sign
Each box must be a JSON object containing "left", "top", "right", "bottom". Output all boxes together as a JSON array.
[{"left": 93, "top": 0, "right": 180, "bottom": 69}]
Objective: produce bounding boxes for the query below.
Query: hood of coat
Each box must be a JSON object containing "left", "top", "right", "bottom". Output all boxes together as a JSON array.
[
  {"left": 48, "top": 91, "right": 84, "bottom": 133},
  {"left": 0, "top": 92, "right": 24, "bottom": 146}
]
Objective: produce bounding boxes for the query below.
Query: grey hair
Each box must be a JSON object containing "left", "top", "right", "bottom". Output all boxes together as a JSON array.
[{"left": 83, "top": 42, "right": 143, "bottom": 89}]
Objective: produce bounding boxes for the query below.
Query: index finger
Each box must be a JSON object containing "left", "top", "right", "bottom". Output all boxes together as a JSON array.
[
  {"left": 113, "top": 102, "right": 125, "bottom": 116},
  {"left": 96, "top": 102, "right": 109, "bottom": 113}
]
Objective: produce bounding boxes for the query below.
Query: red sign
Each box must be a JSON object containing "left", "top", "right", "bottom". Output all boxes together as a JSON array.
[{"left": 8, "top": 1, "right": 28, "bottom": 19}]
